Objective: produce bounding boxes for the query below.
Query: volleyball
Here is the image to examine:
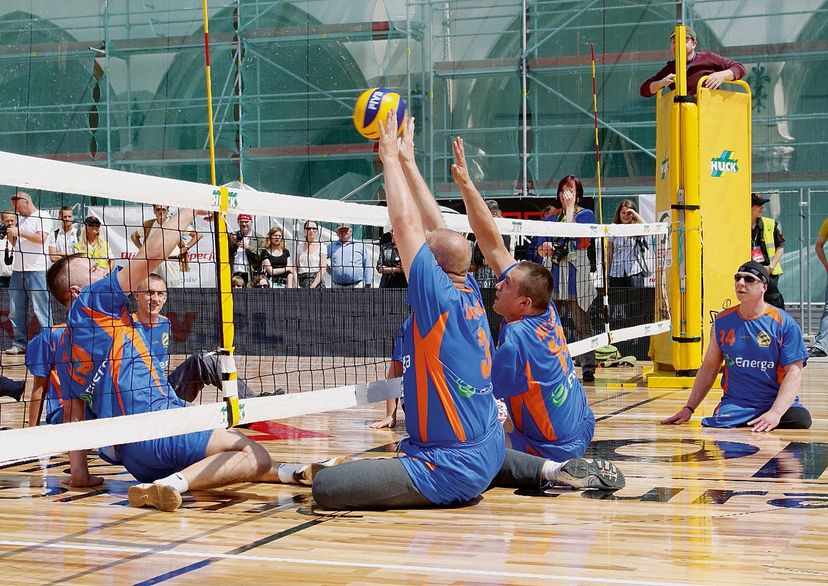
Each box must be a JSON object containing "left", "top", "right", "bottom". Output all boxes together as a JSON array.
[{"left": 352, "top": 87, "right": 407, "bottom": 139}]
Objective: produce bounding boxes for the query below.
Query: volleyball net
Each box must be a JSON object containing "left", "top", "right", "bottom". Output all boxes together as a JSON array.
[{"left": 0, "top": 150, "right": 669, "bottom": 464}]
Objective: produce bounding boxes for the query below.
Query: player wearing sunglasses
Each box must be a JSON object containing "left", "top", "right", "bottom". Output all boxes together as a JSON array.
[{"left": 661, "top": 261, "right": 811, "bottom": 431}]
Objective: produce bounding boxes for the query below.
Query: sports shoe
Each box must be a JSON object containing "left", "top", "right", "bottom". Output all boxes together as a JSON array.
[
  {"left": 582, "top": 370, "right": 595, "bottom": 383},
  {"left": 555, "top": 458, "right": 625, "bottom": 490},
  {"left": 294, "top": 455, "right": 352, "bottom": 486},
  {"left": 4, "top": 346, "right": 24, "bottom": 355},
  {"left": 807, "top": 346, "right": 827, "bottom": 358},
  {"left": 128, "top": 483, "right": 183, "bottom": 512}
]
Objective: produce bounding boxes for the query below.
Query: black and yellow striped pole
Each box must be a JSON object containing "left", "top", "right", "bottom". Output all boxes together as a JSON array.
[{"left": 202, "top": 1, "right": 240, "bottom": 427}]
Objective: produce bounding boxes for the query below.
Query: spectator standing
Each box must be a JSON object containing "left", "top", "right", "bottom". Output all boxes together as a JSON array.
[
  {"left": 529, "top": 176, "right": 597, "bottom": 383},
  {"left": 227, "top": 213, "right": 264, "bottom": 286},
  {"left": 47, "top": 206, "right": 79, "bottom": 262},
  {"left": 74, "top": 216, "right": 114, "bottom": 272},
  {"left": 131, "top": 204, "right": 202, "bottom": 288},
  {"left": 640, "top": 26, "right": 746, "bottom": 97},
  {"left": 5, "top": 191, "right": 52, "bottom": 355},
  {"left": 328, "top": 223, "right": 372, "bottom": 288},
  {"left": 808, "top": 217, "right": 828, "bottom": 358},
  {"left": 377, "top": 230, "right": 407, "bottom": 288},
  {"left": 259, "top": 227, "right": 295, "bottom": 288},
  {"left": 0, "top": 211, "right": 15, "bottom": 288},
  {"left": 750, "top": 193, "right": 785, "bottom": 309},
  {"left": 296, "top": 220, "right": 327, "bottom": 288}
]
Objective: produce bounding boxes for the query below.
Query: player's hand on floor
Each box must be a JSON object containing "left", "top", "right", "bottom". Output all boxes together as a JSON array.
[
  {"left": 748, "top": 410, "right": 781, "bottom": 432},
  {"left": 660, "top": 408, "right": 691, "bottom": 425},
  {"left": 63, "top": 474, "right": 105, "bottom": 489},
  {"left": 370, "top": 415, "right": 397, "bottom": 429}
]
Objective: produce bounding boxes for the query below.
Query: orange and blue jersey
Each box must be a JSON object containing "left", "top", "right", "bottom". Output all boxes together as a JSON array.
[
  {"left": 713, "top": 304, "right": 807, "bottom": 412},
  {"left": 492, "top": 264, "right": 594, "bottom": 459},
  {"left": 398, "top": 243, "right": 504, "bottom": 505},
  {"left": 56, "top": 269, "right": 185, "bottom": 419},
  {"left": 133, "top": 314, "right": 171, "bottom": 373},
  {"left": 25, "top": 324, "right": 67, "bottom": 425}
]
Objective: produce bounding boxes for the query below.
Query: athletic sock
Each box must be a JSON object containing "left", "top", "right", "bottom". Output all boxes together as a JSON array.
[
  {"left": 541, "top": 460, "right": 565, "bottom": 483},
  {"left": 154, "top": 472, "right": 189, "bottom": 493},
  {"left": 277, "top": 463, "right": 302, "bottom": 484}
]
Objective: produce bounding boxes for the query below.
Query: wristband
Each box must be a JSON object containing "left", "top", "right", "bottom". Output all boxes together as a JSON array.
[{"left": 683, "top": 405, "right": 695, "bottom": 414}]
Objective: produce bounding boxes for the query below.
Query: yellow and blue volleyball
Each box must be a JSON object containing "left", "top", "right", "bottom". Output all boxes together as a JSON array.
[{"left": 352, "top": 87, "right": 407, "bottom": 139}]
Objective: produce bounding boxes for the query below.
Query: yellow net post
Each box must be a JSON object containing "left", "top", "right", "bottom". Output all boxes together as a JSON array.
[{"left": 202, "top": 1, "right": 240, "bottom": 427}]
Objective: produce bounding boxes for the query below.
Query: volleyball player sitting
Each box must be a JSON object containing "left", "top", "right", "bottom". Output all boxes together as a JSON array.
[
  {"left": 48, "top": 208, "right": 345, "bottom": 512},
  {"left": 133, "top": 273, "right": 252, "bottom": 403},
  {"left": 312, "top": 113, "right": 507, "bottom": 509},
  {"left": 450, "top": 135, "right": 623, "bottom": 488}
]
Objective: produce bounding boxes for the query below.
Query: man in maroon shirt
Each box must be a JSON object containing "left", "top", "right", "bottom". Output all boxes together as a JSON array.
[{"left": 640, "top": 26, "right": 746, "bottom": 97}]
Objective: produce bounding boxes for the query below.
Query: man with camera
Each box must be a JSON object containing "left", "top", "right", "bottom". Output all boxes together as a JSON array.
[{"left": 5, "top": 191, "right": 52, "bottom": 355}]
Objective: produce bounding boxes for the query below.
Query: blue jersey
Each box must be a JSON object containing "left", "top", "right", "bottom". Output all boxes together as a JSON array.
[
  {"left": 391, "top": 317, "right": 409, "bottom": 363},
  {"left": 133, "top": 314, "right": 171, "bottom": 373},
  {"left": 492, "top": 265, "right": 592, "bottom": 456},
  {"left": 398, "top": 243, "right": 503, "bottom": 505},
  {"left": 56, "top": 269, "right": 185, "bottom": 419},
  {"left": 25, "top": 325, "right": 67, "bottom": 425},
  {"left": 715, "top": 304, "right": 808, "bottom": 411}
]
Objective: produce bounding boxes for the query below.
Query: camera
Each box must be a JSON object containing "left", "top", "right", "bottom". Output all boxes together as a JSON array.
[
  {"left": 0, "top": 222, "right": 8, "bottom": 240},
  {"left": 549, "top": 237, "right": 569, "bottom": 263}
]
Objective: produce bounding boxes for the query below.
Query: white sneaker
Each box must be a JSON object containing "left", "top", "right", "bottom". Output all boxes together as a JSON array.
[
  {"left": 128, "top": 483, "right": 183, "bottom": 512},
  {"left": 295, "top": 456, "right": 352, "bottom": 486},
  {"left": 555, "top": 458, "right": 625, "bottom": 490}
]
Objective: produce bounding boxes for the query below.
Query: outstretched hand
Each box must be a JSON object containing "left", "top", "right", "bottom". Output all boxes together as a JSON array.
[
  {"left": 398, "top": 116, "right": 416, "bottom": 164},
  {"left": 377, "top": 109, "right": 400, "bottom": 164},
  {"left": 450, "top": 137, "right": 472, "bottom": 188}
]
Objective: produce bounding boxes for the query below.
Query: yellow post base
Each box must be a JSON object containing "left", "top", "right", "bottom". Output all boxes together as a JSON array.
[{"left": 646, "top": 368, "right": 722, "bottom": 390}]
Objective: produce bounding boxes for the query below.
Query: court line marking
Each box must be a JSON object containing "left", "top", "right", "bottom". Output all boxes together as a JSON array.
[{"left": 0, "top": 539, "right": 696, "bottom": 586}]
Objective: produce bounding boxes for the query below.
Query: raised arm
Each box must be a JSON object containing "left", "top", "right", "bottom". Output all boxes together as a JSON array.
[
  {"left": 379, "top": 111, "right": 424, "bottom": 279},
  {"left": 451, "top": 137, "right": 514, "bottom": 277},
  {"left": 398, "top": 117, "right": 445, "bottom": 233},
  {"left": 118, "top": 209, "right": 197, "bottom": 295}
]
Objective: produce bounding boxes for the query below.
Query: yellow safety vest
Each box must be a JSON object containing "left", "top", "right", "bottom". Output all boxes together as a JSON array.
[{"left": 760, "top": 216, "right": 782, "bottom": 275}]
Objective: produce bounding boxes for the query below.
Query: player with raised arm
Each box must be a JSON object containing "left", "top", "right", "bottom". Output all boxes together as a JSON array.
[
  {"left": 50, "top": 209, "right": 346, "bottom": 512},
  {"left": 449, "top": 135, "right": 623, "bottom": 487}
]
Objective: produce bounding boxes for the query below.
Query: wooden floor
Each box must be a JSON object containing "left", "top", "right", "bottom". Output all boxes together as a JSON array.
[{"left": 0, "top": 360, "right": 826, "bottom": 585}]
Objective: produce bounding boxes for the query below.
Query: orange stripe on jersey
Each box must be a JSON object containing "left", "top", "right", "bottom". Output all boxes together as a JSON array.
[
  {"left": 716, "top": 306, "right": 740, "bottom": 320},
  {"left": 109, "top": 330, "right": 127, "bottom": 415},
  {"left": 507, "top": 362, "right": 557, "bottom": 441},
  {"left": 764, "top": 305, "right": 783, "bottom": 325},
  {"left": 127, "top": 325, "right": 167, "bottom": 395},
  {"left": 413, "top": 313, "right": 467, "bottom": 443}
]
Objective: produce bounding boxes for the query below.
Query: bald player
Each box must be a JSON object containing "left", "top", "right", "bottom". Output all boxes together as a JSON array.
[
  {"left": 49, "top": 209, "right": 344, "bottom": 512},
  {"left": 313, "top": 114, "right": 622, "bottom": 509}
]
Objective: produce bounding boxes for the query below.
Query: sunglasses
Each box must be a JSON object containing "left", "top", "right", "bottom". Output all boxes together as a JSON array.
[
  {"left": 305, "top": 226, "right": 318, "bottom": 230},
  {"left": 254, "top": 284, "right": 269, "bottom": 288},
  {"left": 733, "top": 273, "right": 761, "bottom": 284}
]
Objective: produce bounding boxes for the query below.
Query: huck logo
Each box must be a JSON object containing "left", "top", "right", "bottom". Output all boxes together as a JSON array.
[{"left": 710, "top": 150, "right": 739, "bottom": 177}]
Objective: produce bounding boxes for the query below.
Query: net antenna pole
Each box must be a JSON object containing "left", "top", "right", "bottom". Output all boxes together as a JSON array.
[
  {"left": 202, "top": 0, "right": 241, "bottom": 428},
  {"left": 591, "top": 42, "right": 610, "bottom": 340}
]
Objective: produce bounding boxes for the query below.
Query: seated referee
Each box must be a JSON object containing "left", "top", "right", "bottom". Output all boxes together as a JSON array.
[{"left": 48, "top": 208, "right": 344, "bottom": 512}]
